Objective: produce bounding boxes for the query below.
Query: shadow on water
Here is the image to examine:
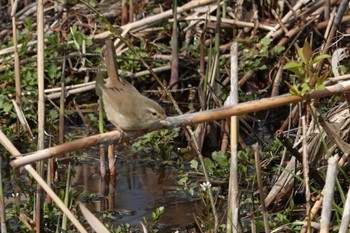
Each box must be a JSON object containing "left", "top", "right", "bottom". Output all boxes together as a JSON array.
[{"left": 72, "top": 148, "right": 198, "bottom": 231}]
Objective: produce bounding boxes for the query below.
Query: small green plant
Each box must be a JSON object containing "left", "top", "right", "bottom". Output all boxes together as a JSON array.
[
  {"left": 203, "top": 151, "right": 230, "bottom": 179},
  {"left": 132, "top": 129, "right": 180, "bottom": 160},
  {"left": 283, "top": 40, "right": 330, "bottom": 97},
  {"left": 195, "top": 181, "right": 222, "bottom": 231},
  {"left": 141, "top": 206, "right": 165, "bottom": 233},
  {"left": 65, "top": 24, "right": 93, "bottom": 52},
  {"left": 238, "top": 37, "right": 285, "bottom": 72},
  {"left": 151, "top": 206, "right": 164, "bottom": 222},
  {"left": 110, "top": 223, "right": 131, "bottom": 233},
  {"left": 119, "top": 47, "right": 149, "bottom": 73}
]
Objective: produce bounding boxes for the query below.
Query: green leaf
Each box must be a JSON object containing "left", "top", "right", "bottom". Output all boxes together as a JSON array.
[
  {"left": 311, "top": 54, "right": 331, "bottom": 65},
  {"left": 204, "top": 158, "right": 215, "bottom": 174},
  {"left": 300, "top": 83, "right": 310, "bottom": 95},
  {"left": 260, "top": 37, "right": 271, "bottom": 47},
  {"left": 315, "top": 83, "right": 325, "bottom": 90},
  {"left": 283, "top": 61, "right": 302, "bottom": 70},
  {"left": 157, "top": 206, "right": 164, "bottom": 215},
  {"left": 49, "top": 109, "right": 58, "bottom": 119},
  {"left": 177, "top": 176, "right": 188, "bottom": 185},
  {"left": 190, "top": 159, "right": 198, "bottom": 171},
  {"left": 47, "top": 63, "right": 58, "bottom": 79},
  {"left": 3, "top": 102, "right": 13, "bottom": 112},
  {"left": 297, "top": 47, "right": 306, "bottom": 64},
  {"left": 289, "top": 84, "right": 301, "bottom": 96},
  {"left": 258, "top": 64, "right": 267, "bottom": 70},
  {"left": 302, "top": 40, "right": 312, "bottom": 63},
  {"left": 273, "top": 45, "right": 285, "bottom": 54},
  {"left": 283, "top": 61, "right": 303, "bottom": 76},
  {"left": 24, "top": 17, "right": 35, "bottom": 31},
  {"left": 212, "top": 151, "right": 229, "bottom": 168}
]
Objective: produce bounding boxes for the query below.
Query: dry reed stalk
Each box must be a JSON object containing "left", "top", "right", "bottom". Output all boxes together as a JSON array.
[
  {"left": 108, "top": 144, "right": 116, "bottom": 177},
  {"left": 46, "top": 65, "right": 171, "bottom": 99},
  {"left": 59, "top": 59, "right": 66, "bottom": 145},
  {"left": 302, "top": 116, "right": 311, "bottom": 232},
  {"left": 279, "top": 105, "right": 299, "bottom": 132},
  {"left": 0, "top": 156, "right": 6, "bottom": 232},
  {"left": 11, "top": 100, "right": 33, "bottom": 139},
  {"left": 128, "top": 0, "right": 133, "bottom": 23},
  {"left": 313, "top": 1, "right": 349, "bottom": 88},
  {"left": 300, "top": 153, "right": 350, "bottom": 233},
  {"left": 93, "top": 0, "right": 217, "bottom": 39},
  {"left": 317, "top": 15, "right": 350, "bottom": 30},
  {"left": 121, "top": 0, "right": 127, "bottom": 25},
  {"left": 0, "top": 131, "right": 88, "bottom": 232},
  {"left": 266, "top": 0, "right": 311, "bottom": 39},
  {"left": 79, "top": 203, "right": 109, "bottom": 233},
  {"left": 98, "top": 89, "right": 107, "bottom": 178},
  {"left": 182, "top": 15, "right": 276, "bottom": 31},
  {"left": 339, "top": 185, "right": 350, "bottom": 232},
  {"left": 220, "top": 121, "right": 229, "bottom": 152},
  {"left": 99, "top": 141, "right": 107, "bottom": 179},
  {"left": 10, "top": 80, "right": 350, "bottom": 168},
  {"left": 226, "top": 42, "right": 239, "bottom": 233},
  {"left": 10, "top": 0, "right": 26, "bottom": 210},
  {"left": 169, "top": 0, "right": 179, "bottom": 91},
  {"left": 11, "top": 0, "right": 21, "bottom": 136},
  {"left": 252, "top": 143, "right": 270, "bottom": 233},
  {"left": 323, "top": 8, "right": 336, "bottom": 41},
  {"left": 271, "top": 64, "right": 283, "bottom": 97},
  {"left": 319, "top": 155, "right": 339, "bottom": 233},
  {"left": 36, "top": 0, "right": 45, "bottom": 231},
  {"left": 169, "top": 80, "right": 350, "bottom": 128}
]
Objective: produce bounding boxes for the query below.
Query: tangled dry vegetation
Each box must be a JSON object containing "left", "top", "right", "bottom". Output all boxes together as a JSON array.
[{"left": 1, "top": 0, "right": 350, "bottom": 232}]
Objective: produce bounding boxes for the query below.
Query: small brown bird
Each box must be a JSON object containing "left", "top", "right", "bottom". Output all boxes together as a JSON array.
[{"left": 96, "top": 40, "right": 166, "bottom": 131}]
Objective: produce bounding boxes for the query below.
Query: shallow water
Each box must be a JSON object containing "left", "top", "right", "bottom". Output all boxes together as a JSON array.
[{"left": 72, "top": 149, "right": 197, "bottom": 231}]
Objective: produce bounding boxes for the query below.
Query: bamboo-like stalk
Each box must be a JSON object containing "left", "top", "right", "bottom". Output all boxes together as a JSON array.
[
  {"left": 213, "top": 0, "right": 220, "bottom": 96},
  {"left": 36, "top": 0, "right": 45, "bottom": 231},
  {"left": 0, "top": 131, "right": 88, "bottom": 233},
  {"left": 99, "top": 99, "right": 107, "bottom": 179},
  {"left": 11, "top": 100, "right": 34, "bottom": 140},
  {"left": 61, "top": 163, "right": 72, "bottom": 230},
  {"left": 45, "top": 65, "right": 171, "bottom": 99},
  {"left": 97, "top": 69, "right": 107, "bottom": 178},
  {"left": 188, "top": 15, "right": 276, "bottom": 31},
  {"left": 10, "top": 0, "right": 22, "bottom": 211},
  {"left": 252, "top": 143, "right": 270, "bottom": 233},
  {"left": 49, "top": 57, "right": 66, "bottom": 203},
  {"left": 121, "top": 0, "right": 127, "bottom": 25},
  {"left": 302, "top": 116, "right": 311, "bottom": 233},
  {"left": 10, "top": 79, "right": 350, "bottom": 168},
  {"left": 271, "top": 64, "right": 283, "bottom": 97},
  {"left": 108, "top": 176, "right": 116, "bottom": 210},
  {"left": 299, "top": 153, "right": 350, "bottom": 233},
  {"left": 129, "top": 0, "right": 133, "bottom": 23},
  {"left": 339, "top": 185, "right": 350, "bottom": 232},
  {"left": 79, "top": 203, "right": 109, "bottom": 233},
  {"left": 108, "top": 144, "right": 115, "bottom": 177},
  {"left": 11, "top": 0, "right": 21, "bottom": 137},
  {"left": 313, "top": 0, "right": 348, "bottom": 88},
  {"left": 320, "top": 155, "right": 339, "bottom": 233},
  {"left": 0, "top": 155, "right": 7, "bottom": 232},
  {"left": 169, "top": 0, "right": 179, "bottom": 90},
  {"left": 265, "top": 0, "right": 311, "bottom": 38},
  {"left": 92, "top": 0, "right": 216, "bottom": 39},
  {"left": 226, "top": 42, "right": 239, "bottom": 233}
]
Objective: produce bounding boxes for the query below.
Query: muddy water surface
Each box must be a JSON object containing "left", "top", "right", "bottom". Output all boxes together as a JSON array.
[{"left": 72, "top": 149, "right": 197, "bottom": 231}]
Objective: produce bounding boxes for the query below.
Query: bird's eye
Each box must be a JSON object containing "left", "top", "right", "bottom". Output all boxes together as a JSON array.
[{"left": 151, "top": 111, "right": 157, "bottom": 116}]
